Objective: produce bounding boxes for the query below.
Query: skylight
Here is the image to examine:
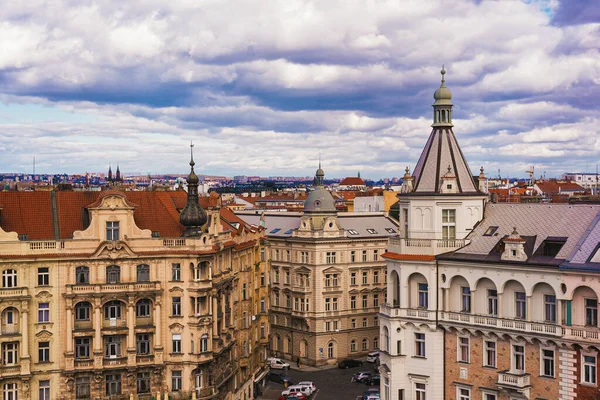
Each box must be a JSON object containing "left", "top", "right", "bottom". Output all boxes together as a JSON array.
[
  {"left": 270, "top": 228, "right": 281, "bottom": 234},
  {"left": 284, "top": 229, "right": 294, "bottom": 235},
  {"left": 385, "top": 228, "right": 396, "bottom": 233},
  {"left": 347, "top": 229, "right": 359, "bottom": 235},
  {"left": 366, "top": 229, "right": 378, "bottom": 234},
  {"left": 483, "top": 226, "right": 499, "bottom": 236}
]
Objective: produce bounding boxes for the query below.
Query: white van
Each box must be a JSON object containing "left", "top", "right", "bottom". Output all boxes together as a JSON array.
[
  {"left": 266, "top": 357, "right": 290, "bottom": 370},
  {"left": 366, "top": 351, "right": 380, "bottom": 363}
]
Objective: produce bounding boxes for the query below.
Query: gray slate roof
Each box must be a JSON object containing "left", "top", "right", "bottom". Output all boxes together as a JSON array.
[
  {"left": 443, "top": 203, "right": 600, "bottom": 265},
  {"left": 235, "top": 211, "right": 399, "bottom": 239}
]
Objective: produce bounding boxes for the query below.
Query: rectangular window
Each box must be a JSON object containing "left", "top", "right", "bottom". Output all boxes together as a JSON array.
[
  {"left": 373, "top": 271, "right": 379, "bottom": 284},
  {"left": 362, "top": 250, "right": 368, "bottom": 262},
  {"left": 461, "top": 286, "right": 471, "bottom": 313},
  {"left": 362, "top": 271, "right": 368, "bottom": 285},
  {"left": 397, "top": 340, "right": 402, "bottom": 355},
  {"left": 172, "top": 370, "right": 183, "bottom": 391},
  {"left": 104, "top": 336, "right": 122, "bottom": 357},
  {"left": 362, "top": 317, "right": 368, "bottom": 328},
  {"left": 171, "top": 263, "right": 181, "bottom": 281},
  {"left": 137, "top": 372, "right": 151, "bottom": 394},
  {"left": 373, "top": 250, "right": 378, "bottom": 260},
  {"left": 75, "top": 337, "right": 91, "bottom": 359},
  {"left": 483, "top": 394, "right": 497, "bottom": 400},
  {"left": 325, "top": 298, "right": 331, "bottom": 312},
  {"left": 458, "top": 337, "right": 469, "bottom": 363},
  {"left": 373, "top": 294, "right": 379, "bottom": 307},
  {"left": 585, "top": 298, "right": 598, "bottom": 326},
  {"left": 37, "top": 267, "right": 50, "bottom": 286},
  {"left": 172, "top": 297, "right": 181, "bottom": 316},
  {"left": 544, "top": 295, "right": 556, "bottom": 322},
  {"left": 38, "top": 341, "right": 50, "bottom": 363},
  {"left": 326, "top": 252, "right": 337, "bottom": 264},
  {"left": 325, "top": 321, "right": 331, "bottom": 332},
  {"left": 484, "top": 341, "right": 496, "bottom": 368},
  {"left": 106, "top": 221, "right": 120, "bottom": 241},
  {"left": 136, "top": 334, "right": 151, "bottom": 355},
  {"left": 415, "top": 333, "right": 425, "bottom": 357},
  {"left": 39, "top": 380, "right": 50, "bottom": 400},
  {"left": 488, "top": 289, "right": 498, "bottom": 316},
  {"left": 351, "top": 319, "right": 356, "bottom": 329},
  {"left": 403, "top": 208, "right": 409, "bottom": 238},
  {"left": 457, "top": 387, "right": 470, "bottom": 400},
  {"left": 513, "top": 344, "right": 525, "bottom": 372},
  {"left": 2, "top": 342, "right": 18, "bottom": 365},
  {"left": 350, "top": 296, "right": 356, "bottom": 309},
  {"left": 76, "top": 377, "right": 90, "bottom": 399},
  {"left": 362, "top": 295, "right": 368, "bottom": 308},
  {"left": 172, "top": 334, "right": 182, "bottom": 354},
  {"left": 260, "top": 272, "right": 266, "bottom": 286},
  {"left": 274, "top": 268, "right": 279, "bottom": 283},
  {"left": 351, "top": 251, "right": 356, "bottom": 263},
  {"left": 415, "top": 383, "right": 426, "bottom": 400},
  {"left": 332, "top": 298, "right": 338, "bottom": 311},
  {"left": 301, "top": 251, "right": 308, "bottom": 264},
  {"left": 418, "top": 283, "right": 428, "bottom": 308},
  {"left": 541, "top": 349, "right": 555, "bottom": 377},
  {"left": 38, "top": 302, "right": 50, "bottom": 322},
  {"left": 351, "top": 272, "right": 356, "bottom": 285},
  {"left": 515, "top": 292, "right": 526, "bottom": 319},
  {"left": 105, "top": 374, "right": 122, "bottom": 396},
  {"left": 285, "top": 270, "right": 290, "bottom": 284},
  {"left": 441, "top": 209, "right": 456, "bottom": 241},
  {"left": 583, "top": 354, "right": 597, "bottom": 384}
]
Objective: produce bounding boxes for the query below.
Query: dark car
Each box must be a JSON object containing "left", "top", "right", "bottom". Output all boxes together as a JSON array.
[
  {"left": 352, "top": 371, "right": 373, "bottom": 383},
  {"left": 268, "top": 372, "right": 294, "bottom": 386},
  {"left": 363, "top": 388, "right": 380, "bottom": 400},
  {"left": 366, "top": 375, "right": 380, "bottom": 386},
  {"left": 338, "top": 359, "right": 363, "bottom": 369}
]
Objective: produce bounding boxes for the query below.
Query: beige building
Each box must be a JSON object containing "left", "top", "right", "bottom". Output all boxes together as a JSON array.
[
  {"left": 0, "top": 155, "right": 268, "bottom": 400},
  {"left": 237, "top": 165, "right": 399, "bottom": 366}
]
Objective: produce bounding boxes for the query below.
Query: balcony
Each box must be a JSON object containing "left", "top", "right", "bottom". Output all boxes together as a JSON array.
[
  {"left": 136, "top": 354, "right": 155, "bottom": 365},
  {"left": 0, "top": 287, "right": 29, "bottom": 299},
  {"left": 0, "top": 365, "right": 20, "bottom": 377},
  {"left": 439, "top": 311, "right": 562, "bottom": 337},
  {"left": 563, "top": 325, "right": 600, "bottom": 341},
  {"left": 67, "top": 281, "right": 161, "bottom": 295},
  {"left": 102, "top": 318, "right": 127, "bottom": 329},
  {"left": 388, "top": 237, "right": 467, "bottom": 256},
  {"left": 497, "top": 371, "right": 531, "bottom": 390},
  {"left": 103, "top": 356, "right": 127, "bottom": 367},
  {"left": 74, "top": 358, "right": 94, "bottom": 369},
  {"left": 379, "top": 304, "right": 435, "bottom": 321},
  {"left": 189, "top": 352, "right": 213, "bottom": 364},
  {"left": 74, "top": 320, "right": 93, "bottom": 331},
  {"left": 1, "top": 325, "right": 20, "bottom": 336}
]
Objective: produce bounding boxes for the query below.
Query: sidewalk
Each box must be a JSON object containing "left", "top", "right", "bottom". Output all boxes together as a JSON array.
[{"left": 287, "top": 363, "right": 339, "bottom": 372}]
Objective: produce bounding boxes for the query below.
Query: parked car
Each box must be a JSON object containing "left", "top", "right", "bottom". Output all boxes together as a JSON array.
[
  {"left": 366, "top": 351, "right": 380, "bottom": 363},
  {"left": 366, "top": 375, "right": 380, "bottom": 386},
  {"left": 352, "top": 371, "right": 373, "bottom": 383},
  {"left": 267, "top": 357, "right": 291, "bottom": 370},
  {"left": 282, "top": 385, "right": 311, "bottom": 398},
  {"left": 338, "top": 358, "right": 363, "bottom": 369},
  {"left": 281, "top": 396, "right": 307, "bottom": 400},
  {"left": 297, "top": 381, "right": 316, "bottom": 395},
  {"left": 362, "top": 388, "right": 380, "bottom": 400},
  {"left": 268, "top": 372, "right": 294, "bottom": 386}
]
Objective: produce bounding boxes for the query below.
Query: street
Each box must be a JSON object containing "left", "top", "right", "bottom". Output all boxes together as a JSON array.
[{"left": 258, "top": 363, "right": 377, "bottom": 400}]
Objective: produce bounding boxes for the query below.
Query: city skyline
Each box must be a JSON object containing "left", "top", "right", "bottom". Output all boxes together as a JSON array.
[{"left": 0, "top": 1, "right": 599, "bottom": 178}]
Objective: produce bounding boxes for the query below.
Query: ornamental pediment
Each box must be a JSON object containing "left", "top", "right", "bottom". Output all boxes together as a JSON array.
[
  {"left": 169, "top": 323, "right": 185, "bottom": 333},
  {"left": 35, "top": 330, "right": 53, "bottom": 340},
  {"left": 294, "top": 266, "right": 311, "bottom": 273},
  {"left": 91, "top": 241, "right": 137, "bottom": 260},
  {"left": 322, "top": 266, "right": 343, "bottom": 274}
]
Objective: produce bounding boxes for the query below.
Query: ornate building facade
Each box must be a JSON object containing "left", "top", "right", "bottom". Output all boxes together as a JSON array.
[
  {"left": 379, "top": 70, "right": 600, "bottom": 400},
  {"left": 0, "top": 153, "right": 268, "bottom": 400},
  {"left": 237, "top": 166, "right": 399, "bottom": 366}
]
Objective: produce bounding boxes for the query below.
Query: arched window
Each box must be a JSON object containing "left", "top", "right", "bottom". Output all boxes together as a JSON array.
[
  {"left": 442, "top": 110, "right": 446, "bottom": 122},
  {"left": 2, "top": 269, "right": 17, "bottom": 288},
  {"left": 350, "top": 340, "right": 357, "bottom": 352},
  {"left": 362, "top": 338, "right": 368, "bottom": 351},
  {"left": 76, "top": 266, "right": 89, "bottom": 285},
  {"left": 75, "top": 302, "right": 92, "bottom": 321},
  {"left": 136, "top": 264, "right": 150, "bottom": 282},
  {"left": 106, "top": 265, "right": 120, "bottom": 284},
  {"left": 104, "top": 300, "right": 122, "bottom": 319},
  {"left": 384, "top": 326, "right": 390, "bottom": 352},
  {"left": 200, "top": 334, "right": 209, "bottom": 353},
  {"left": 136, "top": 299, "right": 152, "bottom": 318},
  {"left": 327, "top": 342, "right": 335, "bottom": 359},
  {"left": 1, "top": 307, "right": 19, "bottom": 334}
]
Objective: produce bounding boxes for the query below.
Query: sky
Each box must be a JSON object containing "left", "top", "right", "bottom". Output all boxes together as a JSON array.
[{"left": 0, "top": 0, "right": 598, "bottom": 179}]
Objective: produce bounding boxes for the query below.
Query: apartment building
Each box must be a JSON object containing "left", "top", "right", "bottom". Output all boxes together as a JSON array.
[
  {"left": 237, "top": 165, "right": 399, "bottom": 366},
  {"left": 379, "top": 69, "right": 600, "bottom": 400},
  {"left": 0, "top": 153, "right": 268, "bottom": 400}
]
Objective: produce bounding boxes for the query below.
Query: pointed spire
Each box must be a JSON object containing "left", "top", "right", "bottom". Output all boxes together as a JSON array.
[
  {"left": 432, "top": 65, "right": 453, "bottom": 127},
  {"left": 108, "top": 164, "right": 113, "bottom": 182},
  {"left": 180, "top": 142, "right": 207, "bottom": 236},
  {"left": 116, "top": 164, "right": 121, "bottom": 182},
  {"left": 314, "top": 161, "right": 325, "bottom": 188}
]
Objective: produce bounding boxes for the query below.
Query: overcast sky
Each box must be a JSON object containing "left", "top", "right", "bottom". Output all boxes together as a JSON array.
[{"left": 0, "top": 0, "right": 598, "bottom": 179}]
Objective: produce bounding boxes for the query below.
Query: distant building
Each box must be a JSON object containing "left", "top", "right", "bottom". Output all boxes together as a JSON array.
[
  {"left": 338, "top": 175, "right": 367, "bottom": 191},
  {"left": 534, "top": 180, "right": 586, "bottom": 198},
  {"left": 563, "top": 172, "right": 600, "bottom": 193}
]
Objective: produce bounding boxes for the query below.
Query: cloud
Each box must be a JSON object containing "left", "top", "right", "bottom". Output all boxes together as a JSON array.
[{"left": 0, "top": 0, "right": 597, "bottom": 178}]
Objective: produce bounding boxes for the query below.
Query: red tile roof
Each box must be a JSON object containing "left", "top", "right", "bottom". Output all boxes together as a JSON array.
[
  {"left": 381, "top": 251, "right": 435, "bottom": 261},
  {"left": 340, "top": 177, "right": 365, "bottom": 186},
  {"left": 535, "top": 180, "right": 585, "bottom": 194}
]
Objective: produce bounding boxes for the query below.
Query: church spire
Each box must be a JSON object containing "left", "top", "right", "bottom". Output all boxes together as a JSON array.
[
  {"left": 108, "top": 164, "right": 113, "bottom": 182},
  {"left": 314, "top": 161, "right": 325, "bottom": 188},
  {"left": 179, "top": 142, "right": 208, "bottom": 236},
  {"left": 116, "top": 164, "right": 121, "bottom": 182},
  {"left": 432, "top": 66, "right": 453, "bottom": 127}
]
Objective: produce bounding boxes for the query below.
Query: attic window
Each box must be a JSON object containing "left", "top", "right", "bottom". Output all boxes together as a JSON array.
[
  {"left": 284, "top": 229, "right": 294, "bottom": 235},
  {"left": 151, "top": 231, "right": 160, "bottom": 238},
  {"left": 18, "top": 234, "right": 28, "bottom": 241},
  {"left": 230, "top": 222, "right": 240, "bottom": 230},
  {"left": 347, "top": 229, "right": 359, "bottom": 235},
  {"left": 385, "top": 228, "right": 397, "bottom": 233},
  {"left": 483, "top": 226, "right": 499, "bottom": 237},
  {"left": 270, "top": 228, "right": 281, "bottom": 234},
  {"left": 366, "top": 229, "right": 378, "bottom": 234},
  {"left": 446, "top": 184, "right": 452, "bottom": 189},
  {"left": 542, "top": 240, "right": 566, "bottom": 257}
]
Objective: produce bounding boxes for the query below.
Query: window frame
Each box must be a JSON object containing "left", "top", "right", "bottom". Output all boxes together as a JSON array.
[
  {"left": 37, "top": 267, "right": 50, "bottom": 286},
  {"left": 540, "top": 348, "right": 555, "bottom": 378},
  {"left": 415, "top": 333, "right": 426, "bottom": 357}
]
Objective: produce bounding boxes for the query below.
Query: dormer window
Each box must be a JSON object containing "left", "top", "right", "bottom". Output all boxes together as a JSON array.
[
  {"left": 483, "top": 226, "right": 499, "bottom": 237},
  {"left": 542, "top": 240, "right": 565, "bottom": 257},
  {"left": 106, "top": 221, "right": 120, "bottom": 241},
  {"left": 446, "top": 184, "right": 452, "bottom": 190}
]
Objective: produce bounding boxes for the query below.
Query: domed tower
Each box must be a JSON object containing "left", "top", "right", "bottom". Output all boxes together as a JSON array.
[
  {"left": 304, "top": 162, "right": 336, "bottom": 214},
  {"left": 179, "top": 143, "right": 208, "bottom": 237}
]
